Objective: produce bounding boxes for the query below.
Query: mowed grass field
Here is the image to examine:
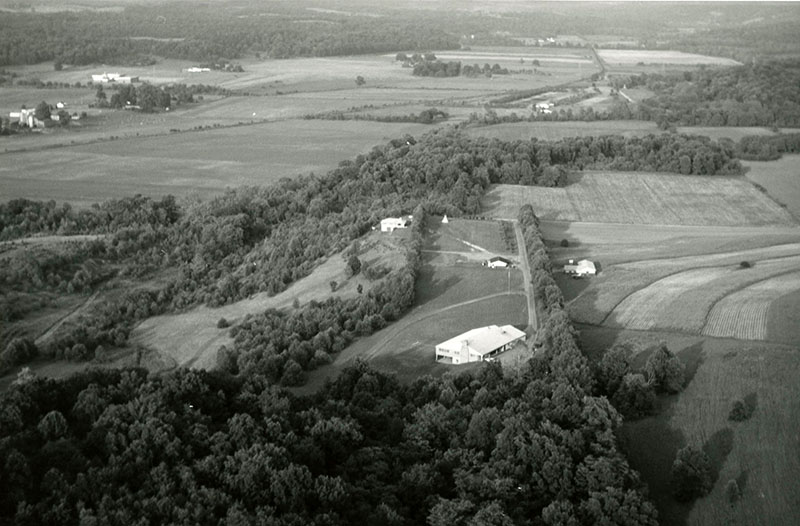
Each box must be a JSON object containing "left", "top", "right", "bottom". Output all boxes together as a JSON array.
[
  {"left": 465, "top": 120, "right": 660, "bottom": 141},
  {"left": 744, "top": 154, "right": 800, "bottom": 220},
  {"left": 482, "top": 172, "right": 796, "bottom": 226},
  {"left": 0, "top": 119, "right": 431, "bottom": 206},
  {"left": 597, "top": 49, "right": 741, "bottom": 66}
]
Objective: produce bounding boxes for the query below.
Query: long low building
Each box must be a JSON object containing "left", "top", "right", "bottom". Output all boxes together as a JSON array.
[{"left": 435, "top": 324, "right": 526, "bottom": 364}]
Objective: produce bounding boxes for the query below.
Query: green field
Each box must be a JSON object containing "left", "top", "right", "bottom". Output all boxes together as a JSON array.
[
  {"left": 744, "top": 155, "right": 800, "bottom": 220},
  {"left": 483, "top": 172, "right": 796, "bottom": 226},
  {"left": 0, "top": 119, "right": 432, "bottom": 206},
  {"left": 597, "top": 49, "right": 741, "bottom": 66},
  {"left": 465, "top": 120, "right": 660, "bottom": 141},
  {"left": 423, "top": 217, "right": 512, "bottom": 255}
]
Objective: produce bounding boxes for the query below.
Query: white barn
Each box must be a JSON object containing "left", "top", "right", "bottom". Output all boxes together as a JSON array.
[
  {"left": 564, "top": 259, "right": 596, "bottom": 276},
  {"left": 380, "top": 216, "right": 409, "bottom": 232},
  {"left": 435, "top": 325, "right": 526, "bottom": 364},
  {"left": 484, "top": 256, "right": 512, "bottom": 269}
]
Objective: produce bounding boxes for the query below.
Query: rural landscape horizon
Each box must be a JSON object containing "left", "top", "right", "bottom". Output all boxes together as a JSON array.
[{"left": 1, "top": 1, "right": 799, "bottom": 525}]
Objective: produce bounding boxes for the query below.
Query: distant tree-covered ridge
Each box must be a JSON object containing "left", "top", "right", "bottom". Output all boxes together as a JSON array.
[
  {"left": 612, "top": 59, "right": 800, "bottom": 128},
  {"left": 0, "top": 203, "right": 658, "bottom": 525},
  {"left": 0, "top": 6, "right": 459, "bottom": 66}
]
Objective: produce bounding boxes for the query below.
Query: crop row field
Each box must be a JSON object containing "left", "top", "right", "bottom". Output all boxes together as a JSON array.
[
  {"left": 567, "top": 242, "right": 800, "bottom": 324},
  {"left": 605, "top": 255, "right": 800, "bottom": 334},
  {"left": 703, "top": 271, "right": 800, "bottom": 341},
  {"left": 483, "top": 172, "right": 796, "bottom": 226}
]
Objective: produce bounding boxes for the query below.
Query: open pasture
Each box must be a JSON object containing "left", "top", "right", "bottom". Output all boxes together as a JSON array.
[
  {"left": 703, "top": 271, "right": 800, "bottom": 341},
  {"left": 744, "top": 154, "right": 800, "bottom": 220},
  {"left": 423, "top": 217, "right": 511, "bottom": 255},
  {"left": 482, "top": 172, "right": 796, "bottom": 226},
  {"left": 465, "top": 120, "right": 659, "bottom": 141},
  {"left": 597, "top": 49, "right": 741, "bottom": 66},
  {"left": 618, "top": 337, "right": 800, "bottom": 526},
  {"left": 0, "top": 119, "right": 430, "bottom": 206}
]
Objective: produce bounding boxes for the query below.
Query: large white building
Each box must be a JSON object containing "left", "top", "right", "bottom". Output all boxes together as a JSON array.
[
  {"left": 484, "top": 256, "right": 513, "bottom": 269},
  {"left": 435, "top": 324, "right": 526, "bottom": 364},
  {"left": 380, "top": 216, "right": 410, "bottom": 233}
]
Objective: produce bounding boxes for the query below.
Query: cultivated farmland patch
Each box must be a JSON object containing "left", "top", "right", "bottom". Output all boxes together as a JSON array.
[
  {"left": 483, "top": 172, "right": 796, "bottom": 226},
  {"left": 703, "top": 271, "right": 800, "bottom": 340},
  {"left": 597, "top": 49, "right": 741, "bottom": 66}
]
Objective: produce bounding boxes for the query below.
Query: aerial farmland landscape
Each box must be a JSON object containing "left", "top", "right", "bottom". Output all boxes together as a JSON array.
[{"left": 1, "top": 1, "right": 800, "bottom": 525}]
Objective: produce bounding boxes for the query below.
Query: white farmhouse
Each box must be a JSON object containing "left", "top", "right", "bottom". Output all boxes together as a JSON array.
[
  {"left": 564, "top": 259, "right": 596, "bottom": 276},
  {"left": 380, "top": 216, "right": 409, "bottom": 233},
  {"left": 435, "top": 325, "right": 526, "bottom": 364}
]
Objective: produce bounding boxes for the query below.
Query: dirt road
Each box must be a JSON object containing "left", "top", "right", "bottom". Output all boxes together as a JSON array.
[{"left": 514, "top": 221, "right": 538, "bottom": 332}]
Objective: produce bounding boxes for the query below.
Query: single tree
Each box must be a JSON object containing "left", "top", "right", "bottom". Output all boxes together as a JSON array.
[
  {"left": 355, "top": 75, "right": 366, "bottom": 86},
  {"left": 671, "top": 445, "right": 712, "bottom": 502},
  {"left": 35, "top": 100, "right": 51, "bottom": 121},
  {"left": 644, "top": 343, "right": 685, "bottom": 394}
]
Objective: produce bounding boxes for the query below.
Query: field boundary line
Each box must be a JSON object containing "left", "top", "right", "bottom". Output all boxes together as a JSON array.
[
  {"left": 699, "top": 268, "right": 800, "bottom": 336},
  {"left": 596, "top": 254, "right": 800, "bottom": 326}
]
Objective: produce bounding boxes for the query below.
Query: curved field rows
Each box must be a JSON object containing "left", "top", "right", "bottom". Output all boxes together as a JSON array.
[
  {"left": 608, "top": 267, "right": 731, "bottom": 330},
  {"left": 703, "top": 272, "right": 800, "bottom": 340},
  {"left": 606, "top": 255, "right": 800, "bottom": 332}
]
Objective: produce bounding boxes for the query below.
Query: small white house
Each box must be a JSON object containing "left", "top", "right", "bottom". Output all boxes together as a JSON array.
[
  {"left": 436, "top": 325, "right": 526, "bottom": 364},
  {"left": 442, "top": 215, "right": 449, "bottom": 224},
  {"left": 484, "top": 256, "right": 513, "bottom": 269},
  {"left": 380, "top": 216, "right": 409, "bottom": 233},
  {"left": 56, "top": 101, "right": 66, "bottom": 109},
  {"left": 564, "top": 259, "right": 596, "bottom": 276}
]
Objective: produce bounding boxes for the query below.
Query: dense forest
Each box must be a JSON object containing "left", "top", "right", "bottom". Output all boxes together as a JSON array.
[
  {"left": 613, "top": 59, "right": 800, "bottom": 127},
  {"left": 0, "top": 5, "right": 459, "bottom": 66},
  {"left": 0, "top": 201, "right": 659, "bottom": 525}
]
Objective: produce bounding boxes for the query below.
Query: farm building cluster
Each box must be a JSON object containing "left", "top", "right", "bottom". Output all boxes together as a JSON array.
[
  {"left": 91, "top": 72, "right": 138, "bottom": 84},
  {"left": 7, "top": 102, "right": 81, "bottom": 129},
  {"left": 378, "top": 214, "right": 531, "bottom": 365},
  {"left": 435, "top": 325, "right": 526, "bottom": 364}
]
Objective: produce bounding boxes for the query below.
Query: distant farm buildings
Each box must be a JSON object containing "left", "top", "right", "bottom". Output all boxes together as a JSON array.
[
  {"left": 564, "top": 259, "right": 596, "bottom": 276},
  {"left": 186, "top": 67, "right": 211, "bottom": 73},
  {"left": 534, "top": 102, "right": 553, "bottom": 114},
  {"left": 435, "top": 325, "right": 526, "bottom": 364},
  {"left": 483, "top": 256, "right": 513, "bottom": 269},
  {"left": 91, "top": 72, "right": 138, "bottom": 84},
  {"left": 9, "top": 109, "right": 39, "bottom": 128},
  {"left": 380, "top": 216, "right": 412, "bottom": 233}
]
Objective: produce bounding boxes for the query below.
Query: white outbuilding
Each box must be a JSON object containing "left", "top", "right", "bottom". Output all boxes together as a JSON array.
[
  {"left": 483, "top": 256, "right": 513, "bottom": 269},
  {"left": 564, "top": 259, "right": 596, "bottom": 276},
  {"left": 435, "top": 325, "right": 526, "bottom": 364}
]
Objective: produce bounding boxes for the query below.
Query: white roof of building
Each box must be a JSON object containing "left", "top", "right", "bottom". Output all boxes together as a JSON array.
[{"left": 437, "top": 324, "right": 525, "bottom": 356}]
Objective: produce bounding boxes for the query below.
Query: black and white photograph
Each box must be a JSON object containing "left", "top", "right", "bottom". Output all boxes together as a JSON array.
[{"left": 1, "top": 1, "right": 799, "bottom": 524}]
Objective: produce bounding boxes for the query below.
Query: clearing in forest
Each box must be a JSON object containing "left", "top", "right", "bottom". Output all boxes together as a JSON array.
[{"left": 130, "top": 229, "right": 409, "bottom": 371}]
